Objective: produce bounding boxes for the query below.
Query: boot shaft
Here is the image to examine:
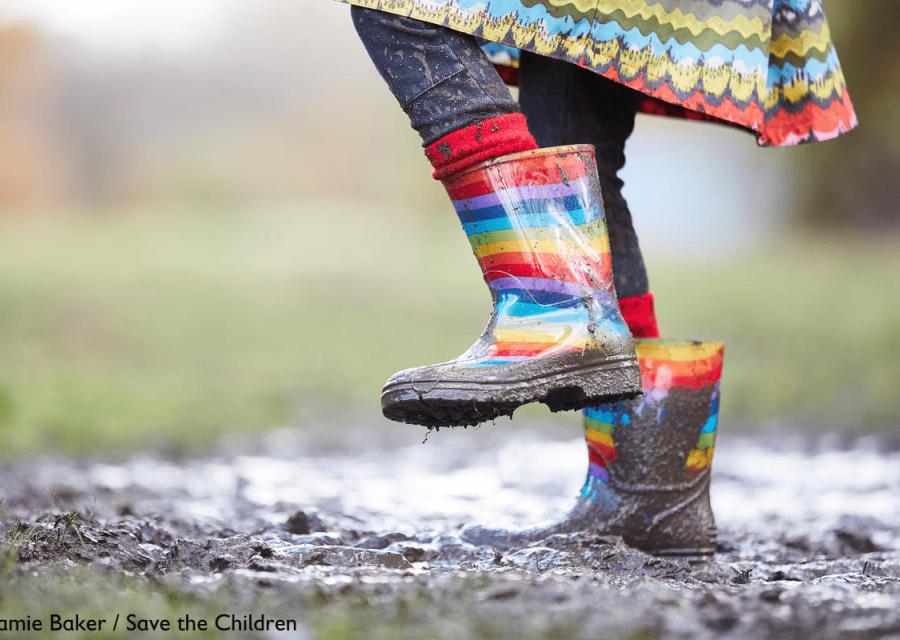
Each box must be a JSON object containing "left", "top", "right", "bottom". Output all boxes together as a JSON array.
[
  {"left": 443, "top": 145, "right": 614, "bottom": 296},
  {"left": 583, "top": 341, "right": 724, "bottom": 489}
]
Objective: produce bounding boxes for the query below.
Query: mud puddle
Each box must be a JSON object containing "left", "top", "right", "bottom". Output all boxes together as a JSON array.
[{"left": 1, "top": 426, "right": 899, "bottom": 638}]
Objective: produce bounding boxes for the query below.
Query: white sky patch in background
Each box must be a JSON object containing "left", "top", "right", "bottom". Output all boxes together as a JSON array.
[
  {"left": 623, "top": 116, "right": 783, "bottom": 259},
  {"left": 0, "top": 0, "right": 237, "bottom": 52}
]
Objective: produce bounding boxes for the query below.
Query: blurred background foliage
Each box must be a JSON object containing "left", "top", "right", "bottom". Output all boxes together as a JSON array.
[
  {"left": 0, "top": 1, "right": 896, "bottom": 456},
  {"left": 790, "top": 3, "right": 900, "bottom": 230}
]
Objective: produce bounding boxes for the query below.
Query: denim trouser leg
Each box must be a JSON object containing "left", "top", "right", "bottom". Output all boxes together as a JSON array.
[
  {"left": 351, "top": 8, "right": 649, "bottom": 299},
  {"left": 519, "top": 52, "right": 649, "bottom": 300},
  {"left": 351, "top": 7, "right": 518, "bottom": 145}
]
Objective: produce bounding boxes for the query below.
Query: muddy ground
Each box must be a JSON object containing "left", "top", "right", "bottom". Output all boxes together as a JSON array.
[{"left": 1, "top": 423, "right": 898, "bottom": 639}]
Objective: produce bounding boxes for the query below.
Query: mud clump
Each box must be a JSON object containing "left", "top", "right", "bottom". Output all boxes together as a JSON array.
[{"left": 283, "top": 510, "right": 326, "bottom": 535}]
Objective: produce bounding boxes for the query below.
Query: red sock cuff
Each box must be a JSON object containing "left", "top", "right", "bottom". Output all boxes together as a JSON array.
[
  {"left": 619, "top": 292, "right": 661, "bottom": 339},
  {"left": 424, "top": 113, "right": 538, "bottom": 180}
]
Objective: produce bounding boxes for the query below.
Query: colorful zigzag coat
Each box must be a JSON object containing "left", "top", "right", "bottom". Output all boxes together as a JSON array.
[{"left": 340, "top": 0, "right": 857, "bottom": 146}]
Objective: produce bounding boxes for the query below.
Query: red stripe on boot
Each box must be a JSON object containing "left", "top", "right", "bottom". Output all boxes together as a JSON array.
[
  {"left": 479, "top": 252, "right": 612, "bottom": 285},
  {"left": 588, "top": 443, "right": 617, "bottom": 468},
  {"left": 619, "top": 292, "right": 661, "bottom": 338},
  {"left": 444, "top": 154, "right": 594, "bottom": 199},
  {"left": 425, "top": 113, "right": 538, "bottom": 180}
]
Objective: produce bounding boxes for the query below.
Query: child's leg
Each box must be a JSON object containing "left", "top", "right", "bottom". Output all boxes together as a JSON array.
[
  {"left": 518, "top": 52, "right": 658, "bottom": 337},
  {"left": 352, "top": 9, "right": 642, "bottom": 427},
  {"left": 351, "top": 7, "right": 536, "bottom": 177}
]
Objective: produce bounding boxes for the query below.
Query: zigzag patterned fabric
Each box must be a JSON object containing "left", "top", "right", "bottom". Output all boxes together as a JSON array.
[
  {"left": 443, "top": 147, "right": 629, "bottom": 367},
  {"left": 342, "top": 0, "right": 857, "bottom": 147},
  {"left": 581, "top": 340, "right": 724, "bottom": 500}
]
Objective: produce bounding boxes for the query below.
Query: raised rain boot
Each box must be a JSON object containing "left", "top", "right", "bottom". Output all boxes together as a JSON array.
[
  {"left": 382, "top": 145, "right": 641, "bottom": 427},
  {"left": 462, "top": 339, "right": 725, "bottom": 556}
]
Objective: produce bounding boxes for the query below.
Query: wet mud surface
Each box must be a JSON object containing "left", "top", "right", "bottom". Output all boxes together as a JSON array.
[{"left": 1, "top": 427, "right": 899, "bottom": 638}]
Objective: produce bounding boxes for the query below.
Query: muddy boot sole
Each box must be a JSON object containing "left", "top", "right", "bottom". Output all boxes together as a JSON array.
[{"left": 382, "top": 359, "right": 642, "bottom": 428}]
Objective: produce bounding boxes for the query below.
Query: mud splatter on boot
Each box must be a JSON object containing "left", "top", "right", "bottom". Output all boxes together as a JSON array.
[
  {"left": 462, "top": 340, "right": 725, "bottom": 556},
  {"left": 381, "top": 145, "right": 641, "bottom": 428}
]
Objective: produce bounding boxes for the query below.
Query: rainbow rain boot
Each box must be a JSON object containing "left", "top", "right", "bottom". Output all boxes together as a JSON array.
[
  {"left": 462, "top": 340, "right": 725, "bottom": 556},
  {"left": 381, "top": 146, "right": 641, "bottom": 427}
]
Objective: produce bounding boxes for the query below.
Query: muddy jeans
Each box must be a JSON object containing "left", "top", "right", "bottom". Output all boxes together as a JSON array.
[{"left": 351, "top": 7, "right": 649, "bottom": 299}]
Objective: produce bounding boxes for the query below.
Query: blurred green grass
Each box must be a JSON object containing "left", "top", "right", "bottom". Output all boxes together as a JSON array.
[
  {"left": 0, "top": 561, "right": 628, "bottom": 640},
  {"left": 0, "top": 203, "right": 897, "bottom": 457}
]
